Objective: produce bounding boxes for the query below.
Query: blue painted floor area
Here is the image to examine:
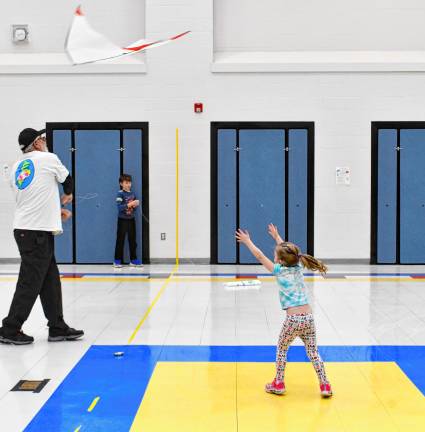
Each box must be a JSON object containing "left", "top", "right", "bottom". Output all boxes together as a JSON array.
[
  {"left": 24, "top": 345, "right": 425, "bottom": 432},
  {"left": 24, "top": 346, "right": 162, "bottom": 432}
]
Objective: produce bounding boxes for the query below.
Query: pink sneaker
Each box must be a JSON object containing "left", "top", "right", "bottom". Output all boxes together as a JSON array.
[
  {"left": 320, "top": 383, "right": 333, "bottom": 398},
  {"left": 265, "top": 379, "right": 286, "bottom": 395}
]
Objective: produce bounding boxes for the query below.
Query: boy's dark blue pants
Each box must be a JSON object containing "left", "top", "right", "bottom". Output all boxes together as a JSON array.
[{"left": 114, "top": 218, "right": 137, "bottom": 262}]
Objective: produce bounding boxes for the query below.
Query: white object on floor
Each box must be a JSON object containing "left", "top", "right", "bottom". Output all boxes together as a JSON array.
[{"left": 224, "top": 280, "right": 262, "bottom": 290}]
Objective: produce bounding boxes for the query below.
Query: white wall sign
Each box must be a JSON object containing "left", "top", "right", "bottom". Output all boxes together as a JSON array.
[{"left": 336, "top": 167, "right": 350, "bottom": 185}]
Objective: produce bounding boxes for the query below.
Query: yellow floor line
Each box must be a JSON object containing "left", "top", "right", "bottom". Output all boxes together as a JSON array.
[
  {"left": 87, "top": 396, "right": 100, "bottom": 412},
  {"left": 74, "top": 426, "right": 81, "bottom": 432},
  {"left": 127, "top": 265, "right": 178, "bottom": 344}
]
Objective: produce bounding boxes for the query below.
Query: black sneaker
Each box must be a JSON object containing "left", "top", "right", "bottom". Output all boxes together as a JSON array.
[
  {"left": 0, "top": 328, "right": 34, "bottom": 345},
  {"left": 48, "top": 327, "right": 84, "bottom": 342}
]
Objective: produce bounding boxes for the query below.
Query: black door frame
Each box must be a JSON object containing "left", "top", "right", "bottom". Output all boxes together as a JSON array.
[
  {"left": 46, "top": 122, "right": 150, "bottom": 264},
  {"left": 211, "top": 121, "right": 315, "bottom": 264},
  {"left": 371, "top": 121, "right": 425, "bottom": 264}
]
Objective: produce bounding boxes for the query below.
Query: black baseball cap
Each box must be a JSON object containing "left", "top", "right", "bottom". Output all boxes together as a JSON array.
[{"left": 18, "top": 128, "right": 46, "bottom": 151}]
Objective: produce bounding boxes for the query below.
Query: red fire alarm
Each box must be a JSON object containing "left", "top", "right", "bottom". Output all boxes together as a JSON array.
[{"left": 194, "top": 102, "right": 203, "bottom": 113}]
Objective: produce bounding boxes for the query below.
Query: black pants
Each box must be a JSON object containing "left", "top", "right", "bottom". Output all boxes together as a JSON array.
[
  {"left": 114, "top": 218, "right": 137, "bottom": 262},
  {"left": 2, "top": 230, "right": 67, "bottom": 336}
]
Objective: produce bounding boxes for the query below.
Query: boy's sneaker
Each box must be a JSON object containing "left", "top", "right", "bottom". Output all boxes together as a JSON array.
[
  {"left": 320, "top": 383, "right": 333, "bottom": 398},
  {"left": 113, "top": 260, "right": 122, "bottom": 268},
  {"left": 48, "top": 327, "right": 84, "bottom": 342},
  {"left": 130, "top": 259, "right": 143, "bottom": 268},
  {"left": 0, "top": 328, "right": 34, "bottom": 345},
  {"left": 265, "top": 379, "right": 286, "bottom": 395}
]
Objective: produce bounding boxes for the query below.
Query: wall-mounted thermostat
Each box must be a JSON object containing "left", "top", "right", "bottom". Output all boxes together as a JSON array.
[{"left": 12, "top": 25, "right": 29, "bottom": 43}]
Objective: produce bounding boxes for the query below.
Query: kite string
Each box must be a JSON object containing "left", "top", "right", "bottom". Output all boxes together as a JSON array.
[
  {"left": 66, "top": 192, "right": 150, "bottom": 223},
  {"left": 61, "top": 192, "right": 150, "bottom": 236},
  {"left": 76, "top": 192, "right": 98, "bottom": 201}
]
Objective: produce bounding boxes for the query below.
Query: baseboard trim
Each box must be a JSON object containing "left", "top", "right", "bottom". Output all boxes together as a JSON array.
[
  {"left": 0, "top": 258, "right": 20, "bottom": 264},
  {"left": 150, "top": 258, "right": 371, "bottom": 265},
  {"left": 320, "top": 259, "right": 370, "bottom": 264},
  {"left": 0, "top": 258, "right": 376, "bottom": 265},
  {"left": 149, "top": 258, "right": 210, "bottom": 264}
]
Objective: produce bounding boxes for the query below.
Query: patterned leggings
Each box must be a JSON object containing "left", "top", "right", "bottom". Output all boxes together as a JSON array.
[{"left": 275, "top": 313, "right": 329, "bottom": 384}]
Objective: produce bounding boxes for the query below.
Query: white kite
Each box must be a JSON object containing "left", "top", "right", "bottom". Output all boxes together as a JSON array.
[{"left": 65, "top": 5, "right": 190, "bottom": 65}]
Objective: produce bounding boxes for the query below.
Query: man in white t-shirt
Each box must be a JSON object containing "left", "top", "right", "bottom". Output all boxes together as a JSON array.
[{"left": 0, "top": 127, "right": 84, "bottom": 345}]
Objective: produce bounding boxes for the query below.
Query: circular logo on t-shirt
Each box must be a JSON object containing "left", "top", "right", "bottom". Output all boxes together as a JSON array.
[{"left": 15, "top": 159, "right": 35, "bottom": 190}]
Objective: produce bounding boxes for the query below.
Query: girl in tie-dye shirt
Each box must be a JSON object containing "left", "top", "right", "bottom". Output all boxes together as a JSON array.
[{"left": 235, "top": 224, "right": 332, "bottom": 398}]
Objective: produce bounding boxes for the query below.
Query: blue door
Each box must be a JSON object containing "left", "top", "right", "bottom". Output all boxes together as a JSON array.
[
  {"left": 217, "top": 130, "right": 237, "bottom": 263},
  {"left": 376, "top": 129, "right": 397, "bottom": 263},
  {"left": 374, "top": 124, "right": 425, "bottom": 264},
  {"left": 239, "top": 130, "right": 285, "bottom": 264},
  {"left": 50, "top": 125, "right": 147, "bottom": 264},
  {"left": 400, "top": 129, "right": 425, "bottom": 263},
  {"left": 214, "top": 124, "right": 312, "bottom": 264},
  {"left": 75, "top": 130, "right": 121, "bottom": 263},
  {"left": 288, "top": 129, "right": 308, "bottom": 252},
  {"left": 53, "top": 130, "right": 73, "bottom": 263},
  {"left": 123, "top": 129, "right": 143, "bottom": 262}
]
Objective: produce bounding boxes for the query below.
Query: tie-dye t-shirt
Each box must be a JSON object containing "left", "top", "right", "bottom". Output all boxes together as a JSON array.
[{"left": 273, "top": 263, "right": 309, "bottom": 310}]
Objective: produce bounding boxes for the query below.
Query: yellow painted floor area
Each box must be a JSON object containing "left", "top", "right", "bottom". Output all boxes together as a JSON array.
[{"left": 131, "top": 362, "right": 425, "bottom": 432}]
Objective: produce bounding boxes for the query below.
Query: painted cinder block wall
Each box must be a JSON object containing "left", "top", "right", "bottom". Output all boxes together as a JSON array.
[{"left": 1, "top": 0, "right": 425, "bottom": 260}]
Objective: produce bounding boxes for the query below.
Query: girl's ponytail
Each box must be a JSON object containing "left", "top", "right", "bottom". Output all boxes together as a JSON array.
[
  {"left": 299, "top": 254, "right": 327, "bottom": 274},
  {"left": 275, "top": 241, "right": 327, "bottom": 273}
]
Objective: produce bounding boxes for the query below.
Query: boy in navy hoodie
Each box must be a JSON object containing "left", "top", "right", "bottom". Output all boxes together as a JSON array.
[{"left": 114, "top": 174, "right": 142, "bottom": 267}]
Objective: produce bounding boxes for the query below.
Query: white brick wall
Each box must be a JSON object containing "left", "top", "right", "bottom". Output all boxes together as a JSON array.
[
  {"left": 0, "top": 0, "right": 145, "bottom": 53},
  {"left": 1, "top": 1, "right": 425, "bottom": 259},
  {"left": 215, "top": 0, "right": 425, "bottom": 51}
]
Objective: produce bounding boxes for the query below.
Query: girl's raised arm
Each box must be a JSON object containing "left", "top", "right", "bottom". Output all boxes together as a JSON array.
[
  {"left": 235, "top": 228, "right": 274, "bottom": 272},
  {"left": 268, "top": 223, "right": 284, "bottom": 245}
]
